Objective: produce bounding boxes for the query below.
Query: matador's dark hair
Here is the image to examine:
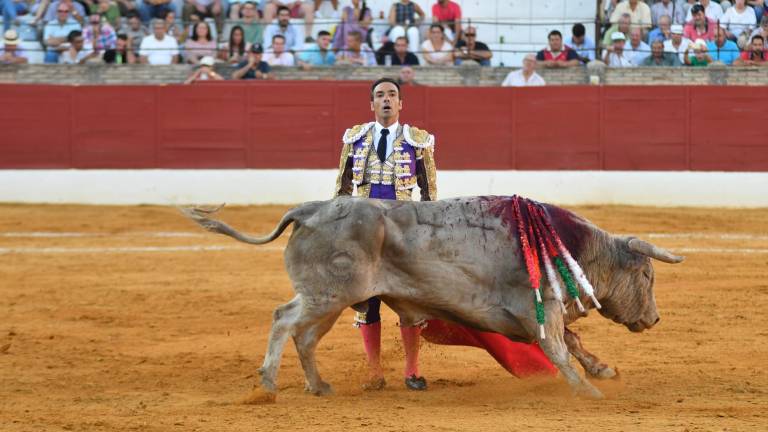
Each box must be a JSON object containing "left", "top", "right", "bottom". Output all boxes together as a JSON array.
[{"left": 370, "top": 77, "right": 401, "bottom": 101}]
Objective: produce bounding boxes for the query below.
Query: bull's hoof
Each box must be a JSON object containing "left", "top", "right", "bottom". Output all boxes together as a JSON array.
[
  {"left": 305, "top": 380, "right": 333, "bottom": 396},
  {"left": 240, "top": 387, "right": 277, "bottom": 405},
  {"left": 405, "top": 375, "right": 428, "bottom": 391},
  {"left": 362, "top": 377, "right": 386, "bottom": 391},
  {"left": 588, "top": 365, "right": 619, "bottom": 380}
]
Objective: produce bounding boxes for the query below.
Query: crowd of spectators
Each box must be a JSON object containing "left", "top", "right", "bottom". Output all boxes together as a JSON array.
[
  {"left": 598, "top": 0, "right": 768, "bottom": 67},
  {"left": 2, "top": 0, "right": 767, "bottom": 83}
]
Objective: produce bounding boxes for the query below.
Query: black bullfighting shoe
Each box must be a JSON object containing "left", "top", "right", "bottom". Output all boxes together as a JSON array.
[{"left": 404, "top": 375, "right": 427, "bottom": 391}]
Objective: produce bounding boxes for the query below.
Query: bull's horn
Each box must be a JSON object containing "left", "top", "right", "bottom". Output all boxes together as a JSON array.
[{"left": 628, "top": 238, "right": 685, "bottom": 264}]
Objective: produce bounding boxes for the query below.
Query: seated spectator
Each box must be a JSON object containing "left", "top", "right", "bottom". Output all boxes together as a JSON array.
[
  {"left": 184, "top": 55, "right": 224, "bottom": 83},
  {"left": 43, "top": 3, "right": 82, "bottom": 63},
  {"left": 262, "top": 1, "right": 315, "bottom": 40},
  {"left": 722, "top": 0, "right": 757, "bottom": 41},
  {"left": 0, "top": 29, "right": 28, "bottom": 64},
  {"left": 297, "top": 30, "right": 335, "bottom": 69},
  {"left": 60, "top": 29, "right": 97, "bottom": 63},
  {"left": 89, "top": 0, "right": 121, "bottom": 28},
  {"left": 83, "top": 14, "right": 116, "bottom": 54},
  {"left": 602, "top": 13, "right": 631, "bottom": 47},
  {"left": 684, "top": 0, "right": 724, "bottom": 22},
  {"left": 536, "top": 30, "right": 579, "bottom": 68},
  {"left": 684, "top": 4, "right": 717, "bottom": 41},
  {"left": 431, "top": 0, "right": 462, "bottom": 42},
  {"left": 264, "top": 34, "right": 294, "bottom": 65},
  {"left": 566, "top": 23, "right": 595, "bottom": 63},
  {"left": 182, "top": 0, "right": 223, "bottom": 34},
  {"left": 314, "top": 0, "right": 339, "bottom": 19},
  {"left": 422, "top": 24, "right": 453, "bottom": 66},
  {"left": 332, "top": 0, "right": 372, "bottom": 51},
  {"left": 641, "top": 38, "right": 682, "bottom": 65},
  {"left": 336, "top": 30, "right": 375, "bottom": 66},
  {"left": 263, "top": 5, "right": 301, "bottom": 51},
  {"left": 684, "top": 38, "right": 712, "bottom": 65},
  {"left": 501, "top": 53, "right": 545, "bottom": 87},
  {"left": 609, "top": 0, "right": 652, "bottom": 33},
  {"left": 115, "top": 0, "right": 138, "bottom": 17},
  {"left": 390, "top": 36, "right": 419, "bottom": 65},
  {"left": 120, "top": 11, "right": 148, "bottom": 52},
  {"left": 665, "top": 23, "right": 692, "bottom": 63},
  {"left": 651, "top": 0, "right": 685, "bottom": 26},
  {"left": 185, "top": 21, "right": 217, "bottom": 63},
  {"left": 625, "top": 27, "right": 650, "bottom": 65},
  {"left": 388, "top": 0, "right": 425, "bottom": 55},
  {"left": 749, "top": 0, "right": 766, "bottom": 22},
  {"left": 3, "top": 0, "right": 27, "bottom": 32},
  {"left": 707, "top": 25, "right": 740, "bottom": 64},
  {"left": 224, "top": 2, "right": 263, "bottom": 47},
  {"left": 139, "top": 0, "right": 175, "bottom": 23},
  {"left": 139, "top": 18, "right": 179, "bottom": 64},
  {"left": 647, "top": 14, "right": 673, "bottom": 45},
  {"left": 398, "top": 65, "right": 418, "bottom": 85},
  {"left": 45, "top": 0, "right": 86, "bottom": 23},
  {"left": 103, "top": 33, "right": 137, "bottom": 63},
  {"left": 454, "top": 26, "right": 492, "bottom": 66},
  {"left": 748, "top": 15, "right": 768, "bottom": 42},
  {"left": 232, "top": 42, "right": 271, "bottom": 79},
  {"left": 219, "top": 25, "right": 246, "bottom": 64},
  {"left": 227, "top": 0, "right": 260, "bottom": 20},
  {"left": 733, "top": 34, "right": 768, "bottom": 65},
  {"left": 164, "top": 10, "right": 184, "bottom": 42},
  {"left": 603, "top": 31, "right": 634, "bottom": 66}
]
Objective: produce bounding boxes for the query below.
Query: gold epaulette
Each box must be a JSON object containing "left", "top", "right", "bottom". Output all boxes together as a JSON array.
[
  {"left": 403, "top": 125, "right": 435, "bottom": 149},
  {"left": 342, "top": 122, "right": 375, "bottom": 144}
]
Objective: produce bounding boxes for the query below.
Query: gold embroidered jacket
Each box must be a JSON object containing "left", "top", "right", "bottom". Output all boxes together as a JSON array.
[{"left": 334, "top": 122, "right": 437, "bottom": 201}]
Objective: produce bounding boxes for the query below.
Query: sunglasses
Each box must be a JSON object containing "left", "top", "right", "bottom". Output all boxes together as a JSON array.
[
  {"left": 57, "top": 9, "right": 69, "bottom": 12},
  {"left": 466, "top": 33, "right": 476, "bottom": 37}
]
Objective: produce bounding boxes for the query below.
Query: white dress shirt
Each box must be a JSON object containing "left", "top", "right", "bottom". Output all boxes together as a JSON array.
[
  {"left": 501, "top": 69, "right": 546, "bottom": 87},
  {"left": 373, "top": 121, "right": 400, "bottom": 159}
]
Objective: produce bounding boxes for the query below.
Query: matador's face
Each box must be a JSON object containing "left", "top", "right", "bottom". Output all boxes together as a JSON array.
[{"left": 370, "top": 82, "right": 402, "bottom": 123}]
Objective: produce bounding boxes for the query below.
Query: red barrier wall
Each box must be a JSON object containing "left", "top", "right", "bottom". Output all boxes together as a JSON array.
[{"left": 1, "top": 83, "right": 766, "bottom": 171}]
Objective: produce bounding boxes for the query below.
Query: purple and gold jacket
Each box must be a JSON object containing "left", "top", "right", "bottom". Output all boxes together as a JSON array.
[{"left": 334, "top": 122, "right": 437, "bottom": 201}]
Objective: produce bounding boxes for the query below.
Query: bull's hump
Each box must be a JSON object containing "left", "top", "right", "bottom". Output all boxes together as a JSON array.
[{"left": 540, "top": 203, "right": 591, "bottom": 259}]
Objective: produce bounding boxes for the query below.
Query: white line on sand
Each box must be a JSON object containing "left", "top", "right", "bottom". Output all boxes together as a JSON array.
[{"left": 0, "top": 245, "right": 284, "bottom": 254}]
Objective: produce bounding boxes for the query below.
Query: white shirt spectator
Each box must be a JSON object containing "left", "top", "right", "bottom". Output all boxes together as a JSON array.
[
  {"left": 664, "top": 37, "right": 692, "bottom": 63},
  {"left": 139, "top": 34, "right": 179, "bottom": 65},
  {"left": 501, "top": 69, "right": 546, "bottom": 87},
  {"left": 59, "top": 49, "right": 92, "bottom": 64},
  {"left": 263, "top": 51, "right": 295, "bottom": 66},
  {"left": 605, "top": 52, "right": 634, "bottom": 67},
  {"left": 721, "top": 6, "right": 757, "bottom": 38},
  {"left": 420, "top": 39, "right": 452, "bottom": 64},
  {"left": 624, "top": 40, "right": 650, "bottom": 65},
  {"left": 685, "top": 2, "right": 723, "bottom": 22}
]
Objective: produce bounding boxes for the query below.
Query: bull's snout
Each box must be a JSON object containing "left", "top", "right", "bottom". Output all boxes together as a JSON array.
[{"left": 627, "top": 315, "right": 660, "bottom": 333}]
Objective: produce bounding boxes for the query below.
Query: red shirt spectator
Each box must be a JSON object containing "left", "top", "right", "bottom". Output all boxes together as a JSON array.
[
  {"left": 738, "top": 50, "right": 768, "bottom": 62},
  {"left": 431, "top": 0, "right": 461, "bottom": 40},
  {"left": 535, "top": 30, "right": 580, "bottom": 68},
  {"left": 684, "top": 5, "right": 717, "bottom": 41},
  {"left": 432, "top": 0, "right": 461, "bottom": 22}
]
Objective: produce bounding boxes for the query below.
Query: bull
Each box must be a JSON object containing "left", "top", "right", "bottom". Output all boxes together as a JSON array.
[{"left": 182, "top": 196, "right": 683, "bottom": 400}]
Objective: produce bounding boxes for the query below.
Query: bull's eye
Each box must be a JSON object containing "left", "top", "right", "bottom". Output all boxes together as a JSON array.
[{"left": 328, "top": 251, "right": 354, "bottom": 276}]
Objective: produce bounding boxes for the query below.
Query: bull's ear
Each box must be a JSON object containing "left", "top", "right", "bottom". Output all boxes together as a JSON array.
[{"left": 627, "top": 238, "right": 684, "bottom": 264}]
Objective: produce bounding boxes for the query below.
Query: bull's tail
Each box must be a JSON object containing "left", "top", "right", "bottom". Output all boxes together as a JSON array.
[{"left": 180, "top": 202, "right": 320, "bottom": 245}]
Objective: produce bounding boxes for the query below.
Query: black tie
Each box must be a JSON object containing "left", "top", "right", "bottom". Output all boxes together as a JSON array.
[{"left": 377, "top": 129, "right": 389, "bottom": 162}]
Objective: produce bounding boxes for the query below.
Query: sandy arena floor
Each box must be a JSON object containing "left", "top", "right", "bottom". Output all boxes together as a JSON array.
[{"left": 1, "top": 203, "right": 767, "bottom": 431}]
